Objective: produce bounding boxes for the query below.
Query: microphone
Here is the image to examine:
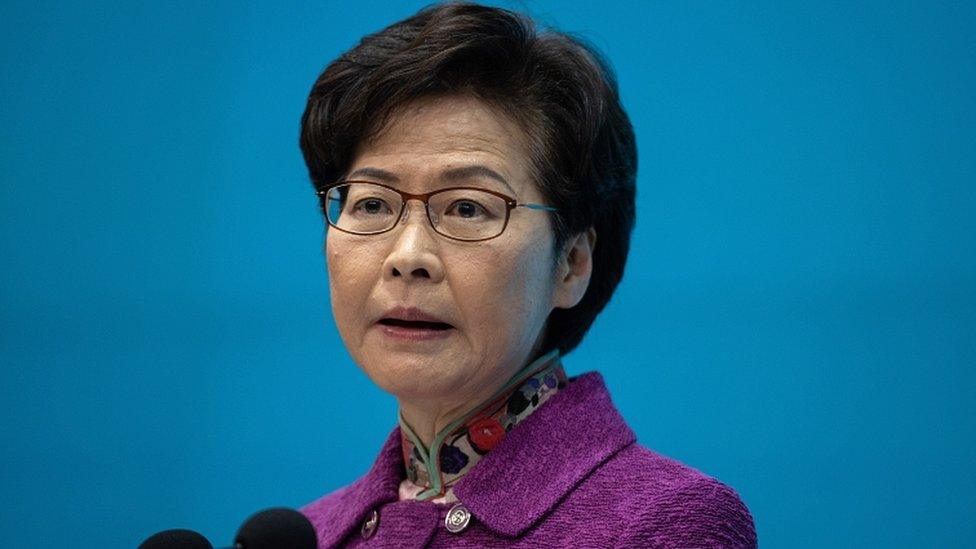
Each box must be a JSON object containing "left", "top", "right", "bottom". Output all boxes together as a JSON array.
[
  {"left": 233, "top": 507, "right": 317, "bottom": 549},
  {"left": 138, "top": 507, "right": 316, "bottom": 549},
  {"left": 138, "top": 529, "right": 213, "bottom": 549}
]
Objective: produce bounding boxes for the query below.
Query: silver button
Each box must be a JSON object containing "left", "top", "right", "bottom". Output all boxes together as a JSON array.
[
  {"left": 444, "top": 503, "right": 472, "bottom": 534},
  {"left": 361, "top": 509, "right": 379, "bottom": 540}
]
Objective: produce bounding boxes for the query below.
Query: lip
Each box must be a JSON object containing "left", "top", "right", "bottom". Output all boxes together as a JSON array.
[
  {"left": 375, "top": 306, "right": 455, "bottom": 341},
  {"left": 379, "top": 306, "right": 451, "bottom": 325}
]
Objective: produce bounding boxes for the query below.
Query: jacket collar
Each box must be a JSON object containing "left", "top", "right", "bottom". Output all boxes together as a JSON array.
[
  {"left": 452, "top": 370, "right": 637, "bottom": 537},
  {"left": 398, "top": 349, "right": 568, "bottom": 501},
  {"left": 303, "top": 370, "right": 636, "bottom": 544}
]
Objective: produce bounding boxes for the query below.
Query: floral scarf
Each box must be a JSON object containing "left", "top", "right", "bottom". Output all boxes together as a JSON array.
[{"left": 398, "top": 348, "right": 568, "bottom": 502}]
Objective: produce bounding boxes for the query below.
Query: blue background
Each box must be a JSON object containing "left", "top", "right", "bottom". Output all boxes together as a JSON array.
[{"left": 2, "top": 1, "right": 974, "bottom": 547}]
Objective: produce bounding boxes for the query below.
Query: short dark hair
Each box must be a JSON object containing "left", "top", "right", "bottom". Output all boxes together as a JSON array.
[{"left": 300, "top": 1, "right": 636, "bottom": 356}]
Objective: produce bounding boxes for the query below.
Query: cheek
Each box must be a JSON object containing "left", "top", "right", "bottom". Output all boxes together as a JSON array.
[
  {"left": 324, "top": 237, "right": 341, "bottom": 284},
  {"left": 327, "top": 236, "right": 371, "bottom": 283},
  {"left": 326, "top": 236, "right": 377, "bottom": 324},
  {"left": 454, "top": 241, "right": 554, "bottom": 327}
]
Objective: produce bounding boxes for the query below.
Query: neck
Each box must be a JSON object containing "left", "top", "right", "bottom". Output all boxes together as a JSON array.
[
  {"left": 396, "top": 348, "right": 567, "bottom": 501},
  {"left": 397, "top": 349, "right": 545, "bottom": 447},
  {"left": 398, "top": 405, "right": 463, "bottom": 451},
  {"left": 399, "top": 334, "right": 552, "bottom": 447},
  {"left": 398, "top": 380, "right": 504, "bottom": 449}
]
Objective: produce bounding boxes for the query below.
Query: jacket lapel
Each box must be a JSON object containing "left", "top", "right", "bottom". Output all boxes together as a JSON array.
[
  {"left": 302, "top": 371, "right": 636, "bottom": 544},
  {"left": 453, "top": 371, "right": 637, "bottom": 537}
]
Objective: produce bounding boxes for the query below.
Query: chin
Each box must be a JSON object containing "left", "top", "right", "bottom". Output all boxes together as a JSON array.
[
  {"left": 361, "top": 354, "right": 463, "bottom": 398},
  {"left": 373, "top": 374, "right": 460, "bottom": 403}
]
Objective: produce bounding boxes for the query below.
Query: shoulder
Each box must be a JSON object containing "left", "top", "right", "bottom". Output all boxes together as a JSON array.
[
  {"left": 298, "top": 427, "right": 405, "bottom": 539},
  {"left": 300, "top": 484, "right": 346, "bottom": 515},
  {"left": 590, "top": 443, "right": 757, "bottom": 548},
  {"left": 299, "top": 483, "right": 353, "bottom": 525},
  {"left": 299, "top": 480, "right": 379, "bottom": 548}
]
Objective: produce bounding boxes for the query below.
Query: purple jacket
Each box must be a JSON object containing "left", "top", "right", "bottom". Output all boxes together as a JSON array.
[{"left": 301, "top": 372, "right": 757, "bottom": 547}]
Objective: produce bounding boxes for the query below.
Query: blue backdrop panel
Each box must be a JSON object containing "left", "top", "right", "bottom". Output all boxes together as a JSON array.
[{"left": 1, "top": 1, "right": 973, "bottom": 547}]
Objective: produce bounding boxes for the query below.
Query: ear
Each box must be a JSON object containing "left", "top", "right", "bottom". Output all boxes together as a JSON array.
[{"left": 552, "top": 227, "right": 597, "bottom": 310}]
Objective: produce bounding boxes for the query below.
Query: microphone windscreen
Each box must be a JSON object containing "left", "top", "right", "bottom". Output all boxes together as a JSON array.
[
  {"left": 234, "top": 507, "right": 317, "bottom": 549},
  {"left": 138, "top": 528, "right": 214, "bottom": 549}
]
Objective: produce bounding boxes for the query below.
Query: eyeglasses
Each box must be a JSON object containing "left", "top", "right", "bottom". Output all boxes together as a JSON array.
[{"left": 316, "top": 180, "right": 558, "bottom": 242}]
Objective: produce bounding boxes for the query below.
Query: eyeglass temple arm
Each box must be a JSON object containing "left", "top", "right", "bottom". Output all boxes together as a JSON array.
[{"left": 518, "top": 203, "right": 558, "bottom": 212}]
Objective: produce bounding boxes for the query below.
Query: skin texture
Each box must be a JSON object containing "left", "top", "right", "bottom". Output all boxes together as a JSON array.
[{"left": 326, "top": 94, "right": 595, "bottom": 447}]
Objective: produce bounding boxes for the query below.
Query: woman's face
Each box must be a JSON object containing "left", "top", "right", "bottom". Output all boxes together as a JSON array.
[{"left": 326, "top": 94, "right": 566, "bottom": 406}]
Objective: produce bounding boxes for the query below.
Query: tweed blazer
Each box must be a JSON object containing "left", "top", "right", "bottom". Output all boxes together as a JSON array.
[{"left": 301, "top": 371, "right": 757, "bottom": 548}]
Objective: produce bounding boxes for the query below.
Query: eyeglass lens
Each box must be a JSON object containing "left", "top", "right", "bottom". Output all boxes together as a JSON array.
[{"left": 325, "top": 182, "right": 509, "bottom": 240}]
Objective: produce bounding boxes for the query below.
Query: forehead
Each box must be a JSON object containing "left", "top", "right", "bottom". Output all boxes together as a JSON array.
[{"left": 348, "top": 95, "right": 536, "bottom": 197}]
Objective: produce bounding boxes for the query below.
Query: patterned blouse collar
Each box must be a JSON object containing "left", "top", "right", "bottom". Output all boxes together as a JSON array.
[{"left": 398, "top": 348, "right": 568, "bottom": 502}]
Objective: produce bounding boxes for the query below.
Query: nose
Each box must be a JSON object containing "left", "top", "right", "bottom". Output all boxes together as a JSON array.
[{"left": 381, "top": 201, "right": 446, "bottom": 283}]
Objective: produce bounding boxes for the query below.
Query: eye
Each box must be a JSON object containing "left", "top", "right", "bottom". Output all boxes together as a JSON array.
[
  {"left": 446, "top": 199, "right": 488, "bottom": 219},
  {"left": 353, "top": 197, "right": 394, "bottom": 215}
]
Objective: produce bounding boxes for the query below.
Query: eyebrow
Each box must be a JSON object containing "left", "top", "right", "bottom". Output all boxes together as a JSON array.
[
  {"left": 344, "top": 165, "right": 516, "bottom": 196},
  {"left": 344, "top": 167, "right": 400, "bottom": 182},
  {"left": 440, "top": 165, "right": 515, "bottom": 195}
]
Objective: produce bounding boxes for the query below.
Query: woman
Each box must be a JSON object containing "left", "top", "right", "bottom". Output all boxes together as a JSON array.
[{"left": 298, "top": 2, "right": 756, "bottom": 547}]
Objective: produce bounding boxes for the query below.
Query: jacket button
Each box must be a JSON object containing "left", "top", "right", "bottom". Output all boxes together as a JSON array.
[
  {"left": 444, "top": 503, "right": 472, "bottom": 534},
  {"left": 361, "top": 509, "right": 379, "bottom": 540}
]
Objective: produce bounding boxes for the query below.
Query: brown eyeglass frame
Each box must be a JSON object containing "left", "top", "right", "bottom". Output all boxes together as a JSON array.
[{"left": 315, "top": 180, "right": 558, "bottom": 242}]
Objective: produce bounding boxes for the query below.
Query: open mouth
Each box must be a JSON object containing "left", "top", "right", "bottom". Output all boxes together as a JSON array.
[{"left": 378, "top": 318, "right": 454, "bottom": 330}]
